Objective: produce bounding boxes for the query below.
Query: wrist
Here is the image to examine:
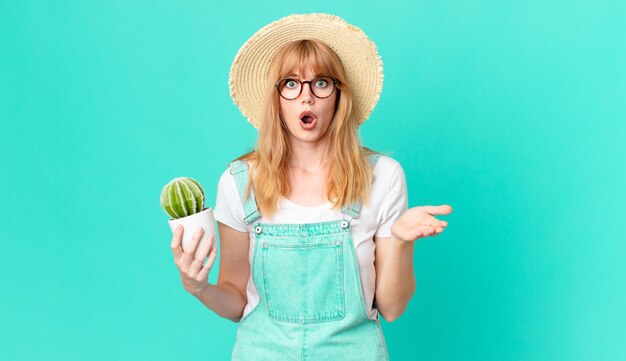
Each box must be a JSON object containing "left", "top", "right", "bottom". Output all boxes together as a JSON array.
[
  {"left": 390, "top": 231, "right": 415, "bottom": 245},
  {"left": 190, "top": 283, "right": 212, "bottom": 298},
  {"left": 390, "top": 224, "right": 414, "bottom": 244}
]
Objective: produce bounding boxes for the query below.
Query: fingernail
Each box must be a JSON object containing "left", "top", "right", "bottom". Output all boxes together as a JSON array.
[
  {"left": 196, "top": 226, "right": 203, "bottom": 234},
  {"left": 177, "top": 225, "right": 182, "bottom": 231}
]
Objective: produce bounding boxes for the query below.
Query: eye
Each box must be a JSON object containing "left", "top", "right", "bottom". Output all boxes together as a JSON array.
[
  {"left": 285, "top": 79, "right": 299, "bottom": 89},
  {"left": 314, "top": 78, "right": 329, "bottom": 88}
]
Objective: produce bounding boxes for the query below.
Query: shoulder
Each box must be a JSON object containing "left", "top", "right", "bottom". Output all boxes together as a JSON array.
[
  {"left": 218, "top": 159, "right": 255, "bottom": 193},
  {"left": 219, "top": 159, "right": 249, "bottom": 187},
  {"left": 217, "top": 166, "right": 236, "bottom": 192},
  {"left": 219, "top": 159, "right": 255, "bottom": 183},
  {"left": 373, "top": 154, "right": 402, "bottom": 175},
  {"left": 371, "top": 154, "right": 405, "bottom": 192}
]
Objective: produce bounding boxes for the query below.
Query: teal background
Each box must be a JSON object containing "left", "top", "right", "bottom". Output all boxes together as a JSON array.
[{"left": 1, "top": 1, "right": 625, "bottom": 360}]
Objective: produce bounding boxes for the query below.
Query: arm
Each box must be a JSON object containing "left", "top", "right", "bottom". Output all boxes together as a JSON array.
[
  {"left": 375, "top": 204, "right": 453, "bottom": 322},
  {"left": 191, "top": 222, "right": 250, "bottom": 323},
  {"left": 373, "top": 234, "right": 416, "bottom": 322}
]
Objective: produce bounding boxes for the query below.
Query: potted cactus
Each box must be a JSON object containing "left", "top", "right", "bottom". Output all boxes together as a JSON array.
[{"left": 161, "top": 177, "right": 215, "bottom": 254}]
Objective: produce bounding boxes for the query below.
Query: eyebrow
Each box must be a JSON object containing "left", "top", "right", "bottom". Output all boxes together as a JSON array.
[{"left": 285, "top": 73, "right": 323, "bottom": 79}]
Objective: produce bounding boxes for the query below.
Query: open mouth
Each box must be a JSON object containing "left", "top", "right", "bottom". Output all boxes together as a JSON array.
[
  {"left": 299, "top": 111, "right": 318, "bottom": 128},
  {"left": 301, "top": 115, "right": 315, "bottom": 124},
  {"left": 299, "top": 112, "right": 317, "bottom": 130}
]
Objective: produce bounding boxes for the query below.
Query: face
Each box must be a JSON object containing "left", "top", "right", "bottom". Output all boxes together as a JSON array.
[{"left": 278, "top": 67, "right": 338, "bottom": 145}]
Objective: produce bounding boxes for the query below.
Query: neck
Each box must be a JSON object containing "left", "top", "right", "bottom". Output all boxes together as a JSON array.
[{"left": 288, "top": 137, "right": 328, "bottom": 172}]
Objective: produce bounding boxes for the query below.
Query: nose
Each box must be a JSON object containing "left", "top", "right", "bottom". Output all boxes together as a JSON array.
[{"left": 300, "top": 82, "right": 314, "bottom": 104}]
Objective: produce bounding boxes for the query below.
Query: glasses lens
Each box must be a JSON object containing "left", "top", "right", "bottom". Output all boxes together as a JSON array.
[
  {"left": 278, "top": 79, "right": 301, "bottom": 99},
  {"left": 310, "top": 77, "right": 335, "bottom": 98}
]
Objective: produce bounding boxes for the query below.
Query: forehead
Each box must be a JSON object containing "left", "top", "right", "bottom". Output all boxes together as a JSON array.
[
  {"left": 282, "top": 65, "right": 326, "bottom": 79},
  {"left": 284, "top": 69, "right": 321, "bottom": 78},
  {"left": 279, "top": 50, "right": 331, "bottom": 78}
]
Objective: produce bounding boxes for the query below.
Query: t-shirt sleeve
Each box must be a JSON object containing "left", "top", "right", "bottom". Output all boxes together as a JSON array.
[
  {"left": 375, "top": 162, "right": 409, "bottom": 238},
  {"left": 212, "top": 168, "right": 248, "bottom": 232}
]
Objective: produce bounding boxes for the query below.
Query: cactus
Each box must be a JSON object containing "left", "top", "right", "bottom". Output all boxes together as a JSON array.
[{"left": 160, "top": 177, "right": 206, "bottom": 219}]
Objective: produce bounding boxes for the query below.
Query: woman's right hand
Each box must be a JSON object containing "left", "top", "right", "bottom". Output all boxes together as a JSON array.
[{"left": 171, "top": 225, "right": 218, "bottom": 296}]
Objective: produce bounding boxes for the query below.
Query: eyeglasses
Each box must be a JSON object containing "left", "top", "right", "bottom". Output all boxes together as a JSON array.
[{"left": 275, "top": 76, "right": 340, "bottom": 100}]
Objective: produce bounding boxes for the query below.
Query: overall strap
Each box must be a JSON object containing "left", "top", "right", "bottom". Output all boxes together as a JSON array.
[
  {"left": 229, "top": 160, "right": 262, "bottom": 225},
  {"left": 340, "top": 153, "right": 381, "bottom": 221}
]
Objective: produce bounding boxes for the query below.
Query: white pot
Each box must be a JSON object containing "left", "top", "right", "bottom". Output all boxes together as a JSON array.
[{"left": 167, "top": 207, "right": 216, "bottom": 255}]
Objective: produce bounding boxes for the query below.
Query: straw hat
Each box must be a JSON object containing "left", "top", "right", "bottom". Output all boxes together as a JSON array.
[{"left": 229, "top": 13, "right": 384, "bottom": 129}]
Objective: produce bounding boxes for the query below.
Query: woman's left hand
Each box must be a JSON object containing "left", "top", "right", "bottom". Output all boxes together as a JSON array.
[{"left": 391, "top": 205, "right": 453, "bottom": 242}]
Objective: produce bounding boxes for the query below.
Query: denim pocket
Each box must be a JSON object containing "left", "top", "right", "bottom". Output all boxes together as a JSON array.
[{"left": 261, "top": 240, "right": 345, "bottom": 324}]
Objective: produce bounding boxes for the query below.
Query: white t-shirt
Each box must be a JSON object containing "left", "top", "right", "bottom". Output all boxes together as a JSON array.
[{"left": 213, "top": 155, "right": 408, "bottom": 321}]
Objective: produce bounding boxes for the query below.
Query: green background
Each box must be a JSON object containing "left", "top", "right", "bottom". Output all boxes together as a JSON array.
[{"left": 1, "top": 1, "right": 624, "bottom": 360}]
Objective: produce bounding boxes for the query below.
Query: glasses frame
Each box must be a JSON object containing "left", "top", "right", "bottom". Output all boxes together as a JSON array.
[{"left": 275, "top": 75, "right": 341, "bottom": 100}]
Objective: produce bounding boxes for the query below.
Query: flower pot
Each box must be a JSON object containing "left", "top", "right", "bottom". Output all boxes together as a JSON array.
[{"left": 168, "top": 207, "right": 215, "bottom": 255}]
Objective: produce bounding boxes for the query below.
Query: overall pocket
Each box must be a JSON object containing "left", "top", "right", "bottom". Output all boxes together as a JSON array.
[{"left": 261, "top": 240, "right": 345, "bottom": 324}]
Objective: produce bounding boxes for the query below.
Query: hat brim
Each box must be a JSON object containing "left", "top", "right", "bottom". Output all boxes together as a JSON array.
[{"left": 229, "top": 13, "right": 384, "bottom": 129}]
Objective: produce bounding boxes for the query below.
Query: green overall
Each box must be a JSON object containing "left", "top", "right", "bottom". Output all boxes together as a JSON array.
[{"left": 229, "top": 154, "right": 390, "bottom": 361}]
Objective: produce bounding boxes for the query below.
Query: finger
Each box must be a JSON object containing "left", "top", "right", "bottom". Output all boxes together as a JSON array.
[
  {"left": 418, "top": 225, "right": 434, "bottom": 235},
  {"left": 422, "top": 205, "right": 453, "bottom": 216},
  {"left": 424, "top": 217, "right": 448, "bottom": 228},
  {"left": 182, "top": 227, "right": 204, "bottom": 267},
  {"left": 171, "top": 225, "right": 184, "bottom": 260},
  {"left": 418, "top": 224, "right": 433, "bottom": 232},
  {"left": 188, "top": 256, "right": 204, "bottom": 276},
  {"left": 190, "top": 234, "right": 213, "bottom": 275},
  {"left": 198, "top": 244, "right": 218, "bottom": 281},
  {"left": 188, "top": 250, "right": 207, "bottom": 275},
  {"left": 195, "top": 233, "right": 214, "bottom": 262}
]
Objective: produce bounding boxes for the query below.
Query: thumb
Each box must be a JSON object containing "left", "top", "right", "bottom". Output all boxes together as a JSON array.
[{"left": 422, "top": 205, "right": 453, "bottom": 215}]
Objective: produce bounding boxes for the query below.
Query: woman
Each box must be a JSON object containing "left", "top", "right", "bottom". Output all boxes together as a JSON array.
[{"left": 170, "top": 13, "right": 452, "bottom": 360}]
